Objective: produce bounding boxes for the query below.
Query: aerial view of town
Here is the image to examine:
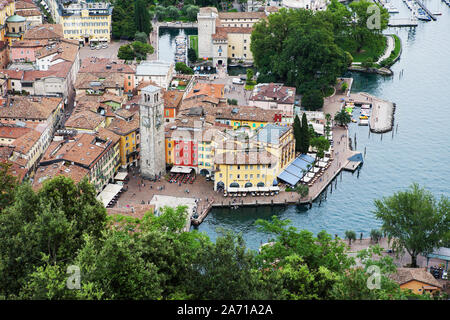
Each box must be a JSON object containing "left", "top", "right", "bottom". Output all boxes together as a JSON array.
[{"left": 0, "top": 0, "right": 448, "bottom": 305}]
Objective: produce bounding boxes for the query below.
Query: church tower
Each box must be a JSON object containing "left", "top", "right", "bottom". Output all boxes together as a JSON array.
[{"left": 139, "top": 85, "right": 165, "bottom": 179}]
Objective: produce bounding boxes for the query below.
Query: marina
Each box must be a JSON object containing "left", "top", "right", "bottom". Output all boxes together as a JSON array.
[{"left": 174, "top": 35, "right": 187, "bottom": 64}]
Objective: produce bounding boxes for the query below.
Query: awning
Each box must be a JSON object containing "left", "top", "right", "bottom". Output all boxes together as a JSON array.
[
  {"left": 317, "top": 161, "right": 327, "bottom": 167},
  {"left": 258, "top": 187, "right": 270, "bottom": 192},
  {"left": 269, "top": 186, "right": 280, "bottom": 192},
  {"left": 301, "top": 176, "right": 312, "bottom": 183},
  {"left": 96, "top": 184, "right": 123, "bottom": 207},
  {"left": 228, "top": 187, "right": 239, "bottom": 193},
  {"left": 170, "top": 166, "right": 193, "bottom": 174},
  {"left": 247, "top": 187, "right": 258, "bottom": 192},
  {"left": 277, "top": 154, "right": 312, "bottom": 186},
  {"left": 114, "top": 172, "right": 128, "bottom": 181}
]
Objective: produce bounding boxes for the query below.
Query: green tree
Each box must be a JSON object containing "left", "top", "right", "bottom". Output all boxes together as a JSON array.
[
  {"left": 293, "top": 114, "right": 302, "bottom": 152},
  {"left": 166, "top": 6, "right": 180, "bottom": 20},
  {"left": 373, "top": 183, "right": 450, "bottom": 267},
  {"left": 132, "top": 41, "right": 154, "bottom": 60},
  {"left": 334, "top": 108, "right": 352, "bottom": 127},
  {"left": 300, "top": 113, "right": 310, "bottom": 153},
  {"left": 345, "top": 230, "right": 357, "bottom": 245},
  {"left": 310, "top": 136, "right": 330, "bottom": 160},
  {"left": 134, "top": 0, "right": 152, "bottom": 35},
  {"left": 187, "top": 47, "right": 197, "bottom": 64},
  {"left": 154, "top": 5, "right": 167, "bottom": 21},
  {"left": 0, "top": 177, "right": 107, "bottom": 298},
  {"left": 341, "top": 82, "right": 348, "bottom": 92},
  {"left": 117, "top": 44, "right": 135, "bottom": 61},
  {"left": 246, "top": 68, "right": 254, "bottom": 84},
  {"left": 301, "top": 90, "right": 324, "bottom": 110},
  {"left": 112, "top": 0, "right": 137, "bottom": 39},
  {"left": 370, "top": 229, "right": 382, "bottom": 243},
  {"left": 0, "top": 162, "right": 18, "bottom": 211},
  {"left": 184, "top": 5, "right": 200, "bottom": 21},
  {"left": 251, "top": 8, "right": 351, "bottom": 94},
  {"left": 175, "top": 62, "right": 194, "bottom": 74},
  {"left": 295, "top": 184, "right": 309, "bottom": 198},
  {"left": 134, "top": 31, "right": 148, "bottom": 43}
]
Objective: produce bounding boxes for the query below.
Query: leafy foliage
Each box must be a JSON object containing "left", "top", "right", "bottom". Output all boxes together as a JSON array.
[{"left": 175, "top": 62, "right": 194, "bottom": 74}]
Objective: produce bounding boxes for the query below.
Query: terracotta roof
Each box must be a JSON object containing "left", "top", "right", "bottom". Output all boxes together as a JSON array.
[
  {"left": 107, "top": 116, "right": 139, "bottom": 136},
  {"left": 214, "top": 105, "right": 280, "bottom": 123},
  {"left": 96, "top": 127, "right": 121, "bottom": 145},
  {"left": 79, "top": 58, "right": 135, "bottom": 74},
  {"left": 0, "top": 145, "right": 14, "bottom": 159},
  {"left": 185, "top": 83, "right": 224, "bottom": 100},
  {"left": 41, "top": 133, "right": 114, "bottom": 168},
  {"left": 390, "top": 268, "right": 443, "bottom": 289},
  {"left": 0, "top": 158, "right": 27, "bottom": 181},
  {"left": 65, "top": 110, "right": 105, "bottom": 131},
  {"left": 216, "top": 26, "right": 253, "bottom": 35},
  {"left": 11, "top": 39, "right": 48, "bottom": 48},
  {"left": 163, "top": 90, "right": 183, "bottom": 109},
  {"left": 23, "top": 24, "right": 64, "bottom": 40},
  {"left": 218, "top": 12, "right": 266, "bottom": 19},
  {"left": 35, "top": 41, "right": 79, "bottom": 63},
  {"left": 11, "top": 129, "right": 41, "bottom": 155},
  {"left": 32, "top": 162, "right": 89, "bottom": 191},
  {"left": 107, "top": 204, "right": 155, "bottom": 220},
  {"left": 0, "top": 125, "right": 32, "bottom": 140},
  {"left": 0, "top": 69, "right": 24, "bottom": 80},
  {"left": 15, "top": 0, "right": 38, "bottom": 10},
  {"left": 0, "top": 96, "right": 62, "bottom": 120},
  {"left": 136, "top": 80, "right": 160, "bottom": 91},
  {"left": 75, "top": 72, "right": 124, "bottom": 90},
  {"left": 114, "top": 108, "right": 136, "bottom": 120},
  {"left": 15, "top": 9, "right": 41, "bottom": 17},
  {"left": 250, "top": 83, "right": 296, "bottom": 104}
]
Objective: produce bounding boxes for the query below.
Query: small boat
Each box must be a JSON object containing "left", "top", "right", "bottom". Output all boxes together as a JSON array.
[
  {"left": 351, "top": 118, "right": 357, "bottom": 123},
  {"left": 433, "top": 11, "right": 442, "bottom": 15},
  {"left": 359, "top": 115, "right": 368, "bottom": 120},
  {"left": 417, "top": 14, "right": 431, "bottom": 21}
]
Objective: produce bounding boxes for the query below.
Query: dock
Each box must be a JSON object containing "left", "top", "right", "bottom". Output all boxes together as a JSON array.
[
  {"left": 388, "top": 18, "right": 418, "bottom": 27},
  {"left": 415, "top": 0, "right": 437, "bottom": 20}
]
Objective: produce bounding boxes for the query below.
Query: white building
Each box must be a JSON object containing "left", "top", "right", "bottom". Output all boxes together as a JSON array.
[
  {"left": 135, "top": 60, "right": 174, "bottom": 90},
  {"left": 139, "top": 85, "right": 166, "bottom": 179}
]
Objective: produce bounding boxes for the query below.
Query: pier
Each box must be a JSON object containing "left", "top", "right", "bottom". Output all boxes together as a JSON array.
[
  {"left": 415, "top": 0, "right": 437, "bottom": 20},
  {"left": 388, "top": 18, "right": 418, "bottom": 27}
]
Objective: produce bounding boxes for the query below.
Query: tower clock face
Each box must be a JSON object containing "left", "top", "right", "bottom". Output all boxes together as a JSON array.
[{"left": 143, "top": 116, "right": 151, "bottom": 128}]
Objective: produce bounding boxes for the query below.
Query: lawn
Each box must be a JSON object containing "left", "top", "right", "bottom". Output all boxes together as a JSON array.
[
  {"left": 189, "top": 35, "right": 198, "bottom": 58},
  {"left": 346, "top": 35, "right": 387, "bottom": 63},
  {"left": 391, "top": 34, "right": 401, "bottom": 60}
]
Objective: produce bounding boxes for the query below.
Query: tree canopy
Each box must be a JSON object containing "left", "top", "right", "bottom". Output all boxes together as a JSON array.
[{"left": 374, "top": 183, "right": 450, "bottom": 267}]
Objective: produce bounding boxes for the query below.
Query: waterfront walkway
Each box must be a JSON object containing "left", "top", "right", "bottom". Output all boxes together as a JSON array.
[{"left": 377, "top": 35, "right": 395, "bottom": 64}]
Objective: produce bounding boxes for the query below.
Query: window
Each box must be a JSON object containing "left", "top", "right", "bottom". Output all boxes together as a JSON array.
[
  {"left": 245, "top": 165, "right": 248, "bottom": 170},
  {"left": 250, "top": 174, "right": 253, "bottom": 179},
  {"left": 229, "top": 174, "right": 233, "bottom": 179},
  {"left": 245, "top": 174, "right": 248, "bottom": 179},
  {"left": 237, "top": 174, "right": 240, "bottom": 179},
  {"left": 237, "top": 165, "right": 240, "bottom": 170}
]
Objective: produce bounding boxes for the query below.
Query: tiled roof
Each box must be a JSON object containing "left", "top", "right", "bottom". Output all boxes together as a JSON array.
[
  {"left": 214, "top": 105, "right": 280, "bottom": 123},
  {"left": 11, "top": 39, "right": 48, "bottom": 48},
  {"left": 15, "top": 9, "right": 41, "bottom": 17},
  {"left": 163, "top": 90, "right": 183, "bottom": 109},
  {"left": 75, "top": 72, "right": 124, "bottom": 90},
  {"left": 250, "top": 83, "right": 296, "bottom": 104},
  {"left": 65, "top": 110, "right": 105, "bottom": 131},
  {"left": 96, "top": 127, "right": 121, "bottom": 145},
  {"left": 185, "top": 83, "right": 224, "bottom": 100},
  {"left": 15, "top": 0, "right": 38, "bottom": 10},
  {"left": 0, "top": 125, "right": 32, "bottom": 139},
  {"left": 216, "top": 27, "right": 253, "bottom": 35},
  {"left": 79, "top": 58, "right": 135, "bottom": 74},
  {"left": 136, "top": 60, "right": 173, "bottom": 76},
  {"left": 0, "top": 96, "right": 62, "bottom": 120},
  {"left": 11, "top": 129, "right": 41, "bottom": 155},
  {"left": 390, "top": 268, "right": 443, "bottom": 288},
  {"left": 23, "top": 24, "right": 64, "bottom": 40},
  {"left": 32, "top": 162, "right": 89, "bottom": 191},
  {"left": 107, "top": 116, "right": 139, "bottom": 136},
  {"left": 35, "top": 41, "right": 79, "bottom": 63}
]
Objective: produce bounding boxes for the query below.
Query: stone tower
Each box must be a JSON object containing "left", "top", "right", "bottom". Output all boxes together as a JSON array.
[
  {"left": 139, "top": 85, "right": 165, "bottom": 179},
  {"left": 197, "top": 7, "right": 218, "bottom": 59}
]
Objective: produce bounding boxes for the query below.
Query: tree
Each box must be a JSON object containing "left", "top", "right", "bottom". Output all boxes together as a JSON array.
[
  {"left": 175, "top": 62, "right": 194, "bottom": 74},
  {"left": 111, "top": 0, "right": 137, "bottom": 39},
  {"left": 341, "top": 82, "right": 348, "bottom": 93},
  {"left": 251, "top": 8, "right": 350, "bottom": 94},
  {"left": 373, "top": 183, "right": 450, "bottom": 267},
  {"left": 294, "top": 184, "right": 309, "bottom": 198},
  {"left": 134, "top": 0, "right": 152, "bottom": 35},
  {"left": 334, "top": 108, "right": 352, "bottom": 127},
  {"left": 187, "top": 47, "right": 197, "bottom": 64},
  {"left": 246, "top": 68, "right": 254, "bottom": 84},
  {"left": 345, "top": 230, "right": 356, "bottom": 245},
  {"left": 154, "top": 5, "right": 167, "bottom": 21},
  {"left": 0, "top": 162, "right": 18, "bottom": 211},
  {"left": 301, "top": 90, "right": 324, "bottom": 110},
  {"left": 134, "top": 31, "right": 148, "bottom": 43},
  {"left": 300, "top": 113, "right": 310, "bottom": 153},
  {"left": 117, "top": 44, "right": 135, "bottom": 61},
  {"left": 166, "top": 6, "right": 180, "bottom": 20},
  {"left": 293, "top": 114, "right": 302, "bottom": 152},
  {"left": 370, "top": 229, "right": 382, "bottom": 243},
  {"left": 185, "top": 5, "right": 200, "bottom": 21},
  {"left": 132, "top": 41, "right": 154, "bottom": 60},
  {"left": 310, "top": 136, "right": 330, "bottom": 160},
  {"left": 0, "top": 177, "right": 107, "bottom": 298}
]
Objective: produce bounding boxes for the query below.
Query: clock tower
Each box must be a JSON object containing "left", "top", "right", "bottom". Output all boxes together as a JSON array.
[{"left": 139, "top": 85, "right": 165, "bottom": 179}]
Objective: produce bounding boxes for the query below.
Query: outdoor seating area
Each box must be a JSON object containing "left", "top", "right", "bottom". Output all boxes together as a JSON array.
[
  {"left": 168, "top": 172, "right": 196, "bottom": 184},
  {"left": 223, "top": 186, "right": 280, "bottom": 197},
  {"left": 97, "top": 184, "right": 124, "bottom": 208}
]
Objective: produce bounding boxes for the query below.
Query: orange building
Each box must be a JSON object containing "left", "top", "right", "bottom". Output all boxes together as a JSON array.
[
  {"left": 184, "top": 82, "right": 224, "bottom": 101},
  {"left": 163, "top": 90, "right": 183, "bottom": 122},
  {"left": 390, "top": 268, "right": 443, "bottom": 296}
]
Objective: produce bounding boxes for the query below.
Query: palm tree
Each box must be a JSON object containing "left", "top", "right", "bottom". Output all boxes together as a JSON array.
[
  {"left": 345, "top": 230, "right": 356, "bottom": 245},
  {"left": 334, "top": 109, "right": 352, "bottom": 127}
]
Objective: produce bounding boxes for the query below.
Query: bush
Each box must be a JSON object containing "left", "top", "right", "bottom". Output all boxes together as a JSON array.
[
  {"left": 227, "top": 99, "right": 238, "bottom": 105},
  {"left": 301, "top": 90, "right": 324, "bottom": 110},
  {"left": 175, "top": 62, "right": 194, "bottom": 75}
]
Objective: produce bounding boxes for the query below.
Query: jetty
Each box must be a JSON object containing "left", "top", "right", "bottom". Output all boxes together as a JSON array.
[
  {"left": 388, "top": 18, "right": 418, "bottom": 27},
  {"left": 415, "top": 0, "right": 437, "bottom": 20}
]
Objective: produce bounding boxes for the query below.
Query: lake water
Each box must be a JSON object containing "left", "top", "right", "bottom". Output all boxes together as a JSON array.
[{"left": 193, "top": 1, "right": 450, "bottom": 250}]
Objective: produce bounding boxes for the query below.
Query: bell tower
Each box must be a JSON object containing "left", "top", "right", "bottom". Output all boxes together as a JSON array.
[{"left": 139, "top": 85, "right": 165, "bottom": 179}]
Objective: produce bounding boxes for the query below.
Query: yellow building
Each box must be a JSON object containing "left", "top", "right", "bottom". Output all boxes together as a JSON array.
[
  {"left": 50, "top": 0, "right": 113, "bottom": 45},
  {"left": 0, "top": 0, "right": 15, "bottom": 41},
  {"left": 106, "top": 110, "right": 140, "bottom": 169}
]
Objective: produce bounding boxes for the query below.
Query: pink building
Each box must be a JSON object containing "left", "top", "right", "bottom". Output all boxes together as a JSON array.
[
  {"left": 248, "top": 83, "right": 296, "bottom": 121},
  {"left": 10, "top": 39, "right": 48, "bottom": 63}
]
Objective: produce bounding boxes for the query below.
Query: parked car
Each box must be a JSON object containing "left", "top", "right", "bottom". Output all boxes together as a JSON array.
[
  {"left": 101, "top": 43, "right": 108, "bottom": 49},
  {"left": 232, "top": 78, "right": 244, "bottom": 85}
]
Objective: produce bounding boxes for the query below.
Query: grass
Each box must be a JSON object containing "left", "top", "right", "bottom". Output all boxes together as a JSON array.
[
  {"left": 189, "top": 35, "right": 199, "bottom": 59},
  {"left": 391, "top": 34, "right": 401, "bottom": 60},
  {"left": 244, "top": 84, "right": 255, "bottom": 91},
  {"left": 345, "top": 35, "right": 387, "bottom": 63}
]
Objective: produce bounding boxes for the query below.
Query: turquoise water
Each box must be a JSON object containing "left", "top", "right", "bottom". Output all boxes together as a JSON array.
[{"left": 194, "top": 1, "right": 450, "bottom": 250}]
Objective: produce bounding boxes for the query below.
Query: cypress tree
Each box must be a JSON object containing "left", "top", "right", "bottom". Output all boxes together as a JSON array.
[
  {"left": 301, "top": 113, "right": 310, "bottom": 153},
  {"left": 293, "top": 114, "right": 302, "bottom": 152}
]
